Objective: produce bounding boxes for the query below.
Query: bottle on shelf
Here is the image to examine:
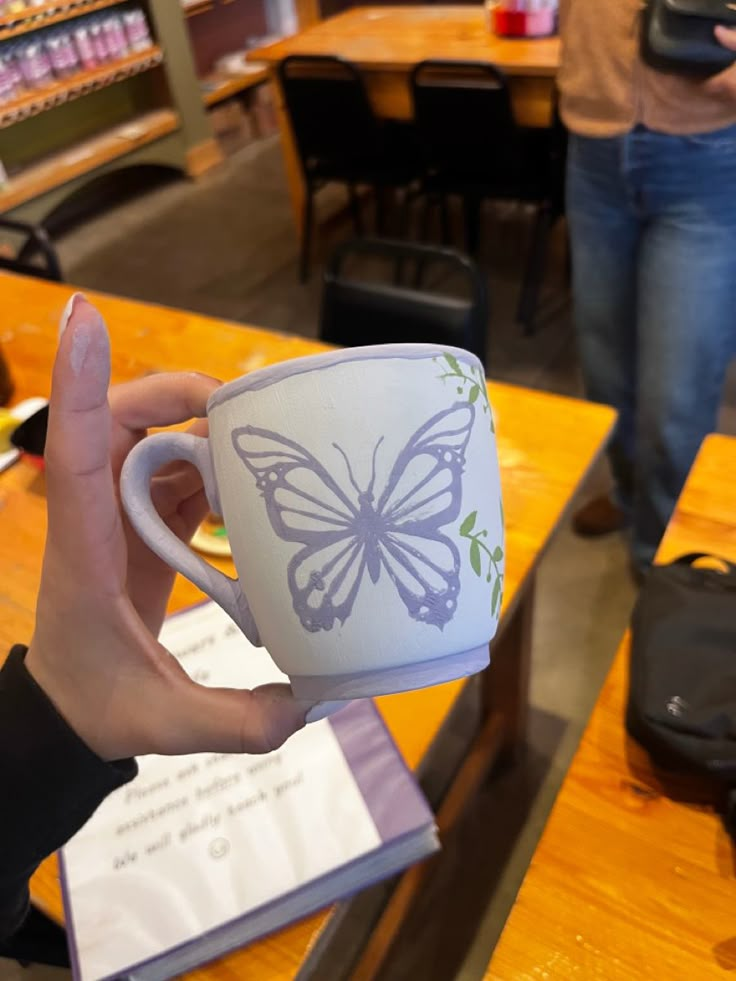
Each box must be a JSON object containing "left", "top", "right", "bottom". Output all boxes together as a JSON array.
[
  {"left": 122, "top": 8, "right": 153, "bottom": 53},
  {"left": 46, "top": 31, "right": 80, "bottom": 78},
  {"left": 0, "top": 7, "right": 156, "bottom": 108},
  {"left": 72, "top": 22, "right": 98, "bottom": 70},
  {"left": 17, "top": 40, "right": 53, "bottom": 88},
  {"left": 88, "top": 19, "right": 111, "bottom": 63},
  {"left": 102, "top": 14, "right": 128, "bottom": 59}
]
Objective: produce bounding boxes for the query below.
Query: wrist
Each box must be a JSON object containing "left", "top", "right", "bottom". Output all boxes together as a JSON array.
[{"left": 24, "top": 642, "right": 102, "bottom": 760}]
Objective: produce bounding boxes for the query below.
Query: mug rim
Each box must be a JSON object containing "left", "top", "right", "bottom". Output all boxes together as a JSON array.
[{"left": 207, "top": 342, "right": 481, "bottom": 413}]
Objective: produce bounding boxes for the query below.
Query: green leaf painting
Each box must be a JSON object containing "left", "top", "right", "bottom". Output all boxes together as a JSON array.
[
  {"left": 459, "top": 510, "right": 504, "bottom": 617},
  {"left": 470, "top": 540, "right": 482, "bottom": 576},
  {"left": 460, "top": 511, "right": 477, "bottom": 536},
  {"left": 434, "top": 353, "right": 495, "bottom": 432},
  {"left": 491, "top": 576, "right": 502, "bottom": 617}
]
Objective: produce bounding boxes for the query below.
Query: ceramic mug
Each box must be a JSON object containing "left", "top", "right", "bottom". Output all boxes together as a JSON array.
[{"left": 121, "top": 344, "right": 504, "bottom": 703}]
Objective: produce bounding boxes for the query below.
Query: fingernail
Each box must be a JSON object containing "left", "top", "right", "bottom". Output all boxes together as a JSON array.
[{"left": 59, "top": 292, "right": 87, "bottom": 339}]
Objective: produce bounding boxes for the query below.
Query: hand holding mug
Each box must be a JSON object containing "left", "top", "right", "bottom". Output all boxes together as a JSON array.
[{"left": 25, "top": 295, "right": 306, "bottom": 761}]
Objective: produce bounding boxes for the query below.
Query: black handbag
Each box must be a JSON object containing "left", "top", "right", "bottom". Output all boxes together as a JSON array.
[
  {"left": 626, "top": 554, "right": 736, "bottom": 835},
  {"left": 642, "top": 0, "right": 736, "bottom": 76}
]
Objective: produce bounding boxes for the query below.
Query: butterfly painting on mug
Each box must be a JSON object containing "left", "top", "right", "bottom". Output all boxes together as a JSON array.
[{"left": 232, "top": 402, "right": 478, "bottom": 633}]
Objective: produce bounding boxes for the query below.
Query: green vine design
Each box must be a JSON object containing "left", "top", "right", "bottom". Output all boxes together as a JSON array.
[
  {"left": 434, "top": 352, "right": 494, "bottom": 432},
  {"left": 460, "top": 510, "right": 504, "bottom": 616}
]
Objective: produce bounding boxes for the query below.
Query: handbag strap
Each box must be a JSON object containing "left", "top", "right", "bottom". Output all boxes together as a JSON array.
[{"left": 668, "top": 553, "right": 736, "bottom": 574}]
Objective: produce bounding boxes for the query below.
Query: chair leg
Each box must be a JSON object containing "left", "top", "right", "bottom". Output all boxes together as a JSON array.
[
  {"left": 462, "top": 195, "right": 480, "bottom": 255},
  {"left": 419, "top": 194, "right": 432, "bottom": 243},
  {"left": 563, "top": 220, "right": 572, "bottom": 287},
  {"left": 348, "top": 183, "right": 364, "bottom": 237},
  {"left": 375, "top": 186, "right": 387, "bottom": 235},
  {"left": 517, "top": 203, "right": 554, "bottom": 336},
  {"left": 397, "top": 188, "right": 411, "bottom": 239},
  {"left": 393, "top": 190, "right": 413, "bottom": 284},
  {"left": 413, "top": 194, "right": 433, "bottom": 286},
  {"left": 440, "top": 194, "right": 451, "bottom": 245},
  {"left": 300, "top": 185, "right": 314, "bottom": 283}
]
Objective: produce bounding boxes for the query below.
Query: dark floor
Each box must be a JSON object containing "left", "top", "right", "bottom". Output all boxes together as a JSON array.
[{"left": 2, "top": 135, "right": 735, "bottom": 981}]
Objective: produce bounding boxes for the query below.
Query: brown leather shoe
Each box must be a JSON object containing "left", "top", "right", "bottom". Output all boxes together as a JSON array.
[{"left": 572, "top": 495, "right": 628, "bottom": 537}]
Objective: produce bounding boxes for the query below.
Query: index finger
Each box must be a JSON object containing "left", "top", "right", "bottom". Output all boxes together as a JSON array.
[
  {"left": 109, "top": 372, "right": 221, "bottom": 434},
  {"left": 44, "top": 294, "right": 120, "bottom": 569}
]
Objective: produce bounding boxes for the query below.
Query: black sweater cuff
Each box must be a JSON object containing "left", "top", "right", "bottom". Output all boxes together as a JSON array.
[{"left": 0, "top": 646, "right": 138, "bottom": 940}]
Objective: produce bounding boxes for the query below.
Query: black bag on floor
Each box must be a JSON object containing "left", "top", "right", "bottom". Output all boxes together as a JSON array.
[{"left": 626, "top": 554, "right": 736, "bottom": 834}]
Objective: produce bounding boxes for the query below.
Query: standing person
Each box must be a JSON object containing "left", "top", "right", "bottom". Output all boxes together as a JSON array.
[{"left": 558, "top": 2, "right": 736, "bottom": 572}]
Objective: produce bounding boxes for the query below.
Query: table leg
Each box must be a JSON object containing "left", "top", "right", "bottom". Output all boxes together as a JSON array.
[
  {"left": 294, "top": 0, "right": 321, "bottom": 28},
  {"left": 484, "top": 576, "right": 535, "bottom": 766},
  {"left": 271, "top": 74, "right": 306, "bottom": 239},
  {"left": 349, "top": 581, "right": 535, "bottom": 980}
]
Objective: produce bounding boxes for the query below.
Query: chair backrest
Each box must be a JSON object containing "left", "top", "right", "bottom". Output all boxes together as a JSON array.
[
  {"left": 411, "top": 60, "right": 517, "bottom": 181},
  {"left": 278, "top": 55, "right": 381, "bottom": 176},
  {"left": 0, "top": 217, "right": 63, "bottom": 282},
  {"left": 319, "top": 238, "right": 488, "bottom": 367}
]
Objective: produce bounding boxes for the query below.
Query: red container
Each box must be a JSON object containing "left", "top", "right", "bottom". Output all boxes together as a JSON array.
[{"left": 491, "top": 8, "right": 557, "bottom": 38}]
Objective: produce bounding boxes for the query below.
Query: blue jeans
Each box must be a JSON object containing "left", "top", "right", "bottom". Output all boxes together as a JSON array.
[{"left": 567, "top": 126, "right": 736, "bottom": 568}]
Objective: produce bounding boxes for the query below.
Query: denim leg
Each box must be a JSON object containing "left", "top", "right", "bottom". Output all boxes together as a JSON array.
[
  {"left": 634, "top": 133, "right": 736, "bottom": 567},
  {"left": 566, "top": 135, "right": 641, "bottom": 510}
]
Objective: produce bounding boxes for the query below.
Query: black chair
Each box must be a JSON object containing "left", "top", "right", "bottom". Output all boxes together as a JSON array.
[
  {"left": 0, "top": 216, "right": 63, "bottom": 281},
  {"left": 410, "top": 59, "right": 565, "bottom": 334},
  {"left": 319, "top": 238, "right": 488, "bottom": 367},
  {"left": 278, "top": 55, "right": 419, "bottom": 281}
]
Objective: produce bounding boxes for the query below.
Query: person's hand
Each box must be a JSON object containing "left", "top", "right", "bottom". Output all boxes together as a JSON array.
[
  {"left": 705, "top": 26, "right": 736, "bottom": 98},
  {"left": 25, "top": 294, "right": 306, "bottom": 761}
]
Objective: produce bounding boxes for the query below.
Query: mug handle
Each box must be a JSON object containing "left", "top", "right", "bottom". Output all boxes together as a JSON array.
[{"left": 120, "top": 432, "right": 261, "bottom": 646}]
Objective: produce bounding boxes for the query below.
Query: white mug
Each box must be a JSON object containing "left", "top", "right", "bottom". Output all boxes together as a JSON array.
[{"left": 121, "top": 344, "right": 504, "bottom": 703}]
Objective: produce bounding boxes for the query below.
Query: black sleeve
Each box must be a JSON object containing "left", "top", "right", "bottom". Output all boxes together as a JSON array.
[{"left": 0, "top": 646, "right": 138, "bottom": 941}]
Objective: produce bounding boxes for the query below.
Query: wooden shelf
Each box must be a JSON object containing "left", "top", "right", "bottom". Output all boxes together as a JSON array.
[
  {"left": 0, "top": 0, "right": 127, "bottom": 41},
  {"left": 0, "top": 46, "right": 164, "bottom": 129},
  {"left": 0, "top": 107, "right": 179, "bottom": 211},
  {"left": 182, "top": 0, "right": 213, "bottom": 16},
  {"left": 200, "top": 65, "right": 268, "bottom": 107}
]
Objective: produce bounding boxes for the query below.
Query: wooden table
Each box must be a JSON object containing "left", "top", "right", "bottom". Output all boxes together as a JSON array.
[
  {"left": 486, "top": 433, "right": 736, "bottom": 980},
  {"left": 249, "top": 6, "right": 561, "bottom": 234},
  {"left": 0, "top": 271, "right": 612, "bottom": 980}
]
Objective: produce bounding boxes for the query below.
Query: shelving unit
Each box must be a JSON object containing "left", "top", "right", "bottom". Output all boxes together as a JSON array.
[
  {"left": 0, "top": 0, "right": 223, "bottom": 220},
  {"left": 0, "top": 0, "right": 127, "bottom": 40},
  {"left": 0, "top": 46, "right": 164, "bottom": 128},
  {"left": 0, "top": 106, "right": 179, "bottom": 210},
  {"left": 0, "top": 0, "right": 318, "bottom": 219}
]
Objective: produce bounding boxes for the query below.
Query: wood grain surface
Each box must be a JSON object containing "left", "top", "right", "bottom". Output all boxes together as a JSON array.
[{"left": 0, "top": 272, "right": 613, "bottom": 979}]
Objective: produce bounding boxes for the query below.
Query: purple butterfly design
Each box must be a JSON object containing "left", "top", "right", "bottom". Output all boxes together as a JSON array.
[{"left": 232, "top": 403, "right": 475, "bottom": 633}]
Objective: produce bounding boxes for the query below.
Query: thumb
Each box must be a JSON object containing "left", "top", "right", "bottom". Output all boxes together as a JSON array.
[{"left": 153, "top": 680, "right": 308, "bottom": 757}]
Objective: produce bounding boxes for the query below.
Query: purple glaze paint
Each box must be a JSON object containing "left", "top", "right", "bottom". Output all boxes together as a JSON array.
[
  {"left": 207, "top": 342, "right": 482, "bottom": 412},
  {"left": 233, "top": 402, "right": 474, "bottom": 633}
]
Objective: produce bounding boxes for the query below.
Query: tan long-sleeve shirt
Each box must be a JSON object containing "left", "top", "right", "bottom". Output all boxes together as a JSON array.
[{"left": 558, "top": 0, "right": 736, "bottom": 136}]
